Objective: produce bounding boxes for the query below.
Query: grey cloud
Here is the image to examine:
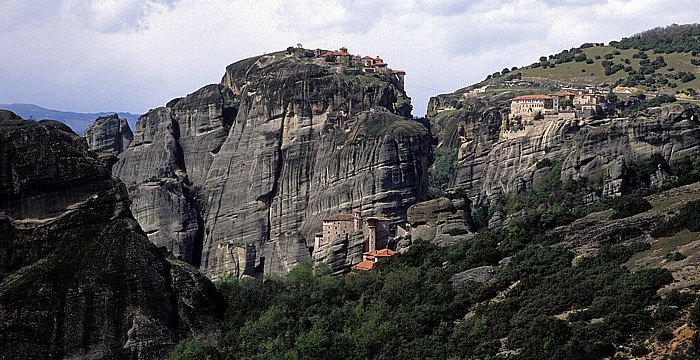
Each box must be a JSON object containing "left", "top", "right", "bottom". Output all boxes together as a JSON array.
[{"left": 64, "top": 0, "right": 180, "bottom": 33}]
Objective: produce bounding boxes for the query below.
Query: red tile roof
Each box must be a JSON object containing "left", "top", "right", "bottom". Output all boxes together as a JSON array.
[
  {"left": 322, "top": 214, "right": 357, "bottom": 221},
  {"left": 323, "top": 51, "right": 351, "bottom": 57},
  {"left": 353, "top": 260, "right": 375, "bottom": 271},
  {"left": 363, "top": 249, "right": 396, "bottom": 257},
  {"left": 362, "top": 56, "right": 373, "bottom": 60},
  {"left": 392, "top": 69, "right": 406, "bottom": 74}
]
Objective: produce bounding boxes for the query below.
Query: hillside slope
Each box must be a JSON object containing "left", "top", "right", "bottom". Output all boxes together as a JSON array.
[{"left": 472, "top": 24, "right": 700, "bottom": 96}]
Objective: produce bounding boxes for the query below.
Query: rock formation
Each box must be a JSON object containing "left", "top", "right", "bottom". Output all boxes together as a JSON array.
[
  {"left": 113, "top": 52, "right": 430, "bottom": 279},
  {"left": 407, "top": 193, "right": 475, "bottom": 247},
  {"left": 428, "top": 93, "right": 700, "bottom": 208},
  {"left": 83, "top": 113, "right": 133, "bottom": 153},
  {"left": 0, "top": 110, "right": 223, "bottom": 359}
]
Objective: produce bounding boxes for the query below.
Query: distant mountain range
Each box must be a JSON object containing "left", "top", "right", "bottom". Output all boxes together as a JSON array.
[{"left": 0, "top": 103, "right": 140, "bottom": 135}]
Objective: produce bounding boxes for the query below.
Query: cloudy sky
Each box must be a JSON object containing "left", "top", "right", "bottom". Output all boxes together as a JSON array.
[{"left": 0, "top": 0, "right": 698, "bottom": 117}]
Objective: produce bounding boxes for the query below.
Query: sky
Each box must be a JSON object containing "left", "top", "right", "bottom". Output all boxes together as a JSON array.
[{"left": 0, "top": 1, "right": 698, "bottom": 117}]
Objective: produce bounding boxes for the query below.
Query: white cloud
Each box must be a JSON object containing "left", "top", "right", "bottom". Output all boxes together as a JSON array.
[{"left": 0, "top": 0, "right": 698, "bottom": 116}]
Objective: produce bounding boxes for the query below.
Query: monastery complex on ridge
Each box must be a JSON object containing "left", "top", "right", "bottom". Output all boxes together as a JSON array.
[{"left": 311, "top": 47, "right": 407, "bottom": 90}]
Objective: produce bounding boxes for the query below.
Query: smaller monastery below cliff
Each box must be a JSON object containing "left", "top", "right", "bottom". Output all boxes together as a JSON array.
[{"left": 311, "top": 211, "right": 404, "bottom": 272}]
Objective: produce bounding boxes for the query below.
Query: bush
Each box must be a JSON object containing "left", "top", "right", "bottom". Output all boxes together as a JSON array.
[
  {"left": 690, "top": 301, "right": 700, "bottom": 327},
  {"left": 664, "top": 251, "right": 686, "bottom": 261},
  {"left": 610, "top": 194, "right": 652, "bottom": 219},
  {"left": 170, "top": 336, "right": 215, "bottom": 360},
  {"left": 681, "top": 72, "right": 697, "bottom": 83},
  {"left": 651, "top": 199, "right": 700, "bottom": 237}
]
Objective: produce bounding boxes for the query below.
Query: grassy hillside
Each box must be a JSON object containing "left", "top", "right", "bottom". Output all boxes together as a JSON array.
[{"left": 484, "top": 24, "right": 700, "bottom": 96}]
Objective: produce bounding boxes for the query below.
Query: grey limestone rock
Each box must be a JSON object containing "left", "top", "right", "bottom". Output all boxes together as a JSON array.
[
  {"left": 83, "top": 113, "right": 133, "bottom": 153},
  {"left": 114, "top": 54, "right": 430, "bottom": 278},
  {"left": 407, "top": 195, "right": 475, "bottom": 247},
  {"left": 428, "top": 94, "right": 700, "bottom": 207},
  {"left": 0, "top": 111, "right": 223, "bottom": 359},
  {"left": 450, "top": 265, "right": 498, "bottom": 288}
]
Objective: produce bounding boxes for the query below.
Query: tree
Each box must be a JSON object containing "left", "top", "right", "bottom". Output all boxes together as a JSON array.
[{"left": 325, "top": 54, "right": 336, "bottom": 63}]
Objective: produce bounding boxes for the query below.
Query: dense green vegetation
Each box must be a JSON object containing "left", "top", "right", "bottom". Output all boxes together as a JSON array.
[
  {"left": 429, "top": 149, "right": 458, "bottom": 192},
  {"left": 169, "top": 150, "right": 700, "bottom": 358},
  {"left": 612, "top": 24, "right": 700, "bottom": 54},
  {"left": 619, "top": 93, "right": 677, "bottom": 117},
  {"left": 651, "top": 199, "right": 700, "bottom": 238},
  {"left": 171, "top": 237, "right": 691, "bottom": 359}
]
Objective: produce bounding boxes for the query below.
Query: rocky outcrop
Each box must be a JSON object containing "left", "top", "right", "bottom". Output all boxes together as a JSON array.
[
  {"left": 450, "top": 265, "right": 497, "bottom": 288},
  {"left": 407, "top": 193, "right": 475, "bottom": 247},
  {"left": 428, "top": 94, "right": 700, "bottom": 207},
  {"left": 113, "top": 84, "right": 229, "bottom": 265},
  {"left": 0, "top": 111, "right": 223, "bottom": 359},
  {"left": 114, "top": 53, "right": 430, "bottom": 278},
  {"left": 83, "top": 114, "right": 133, "bottom": 153}
]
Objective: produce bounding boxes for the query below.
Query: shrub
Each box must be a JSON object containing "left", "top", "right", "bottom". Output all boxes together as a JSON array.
[
  {"left": 681, "top": 72, "right": 697, "bottom": 83},
  {"left": 664, "top": 252, "right": 686, "bottom": 261},
  {"left": 610, "top": 194, "right": 652, "bottom": 219},
  {"left": 650, "top": 200, "right": 700, "bottom": 237},
  {"left": 690, "top": 301, "right": 700, "bottom": 327}
]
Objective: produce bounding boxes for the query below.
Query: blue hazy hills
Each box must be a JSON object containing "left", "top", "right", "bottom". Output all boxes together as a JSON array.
[{"left": 0, "top": 103, "right": 140, "bottom": 135}]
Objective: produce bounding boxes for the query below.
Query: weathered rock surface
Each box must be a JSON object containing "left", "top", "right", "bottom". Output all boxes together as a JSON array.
[
  {"left": 0, "top": 111, "right": 223, "bottom": 359},
  {"left": 450, "top": 265, "right": 497, "bottom": 288},
  {"left": 428, "top": 93, "right": 700, "bottom": 207},
  {"left": 407, "top": 194, "right": 475, "bottom": 247},
  {"left": 83, "top": 114, "right": 133, "bottom": 153},
  {"left": 113, "top": 53, "right": 430, "bottom": 278}
]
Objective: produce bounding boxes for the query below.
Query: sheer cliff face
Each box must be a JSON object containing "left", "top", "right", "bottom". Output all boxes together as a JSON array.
[
  {"left": 83, "top": 114, "right": 134, "bottom": 153},
  {"left": 0, "top": 111, "right": 223, "bottom": 359},
  {"left": 428, "top": 95, "right": 700, "bottom": 206},
  {"left": 115, "top": 54, "right": 430, "bottom": 278}
]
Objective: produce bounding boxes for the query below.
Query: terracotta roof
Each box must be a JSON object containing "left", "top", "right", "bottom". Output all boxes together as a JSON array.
[
  {"left": 363, "top": 249, "right": 396, "bottom": 257},
  {"left": 362, "top": 56, "right": 373, "bottom": 60},
  {"left": 392, "top": 69, "right": 406, "bottom": 74},
  {"left": 511, "top": 95, "right": 554, "bottom": 101},
  {"left": 322, "top": 214, "right": 357, "bottom": 221},
  {"left": 323, "top": 51, "right": 351, "bottom": 57},
  {"left": 374, "top": 62, "right": 387, "bottom": 67},
  {"left": 353, "top": 260, "right": 375, "bottom": 271}
]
